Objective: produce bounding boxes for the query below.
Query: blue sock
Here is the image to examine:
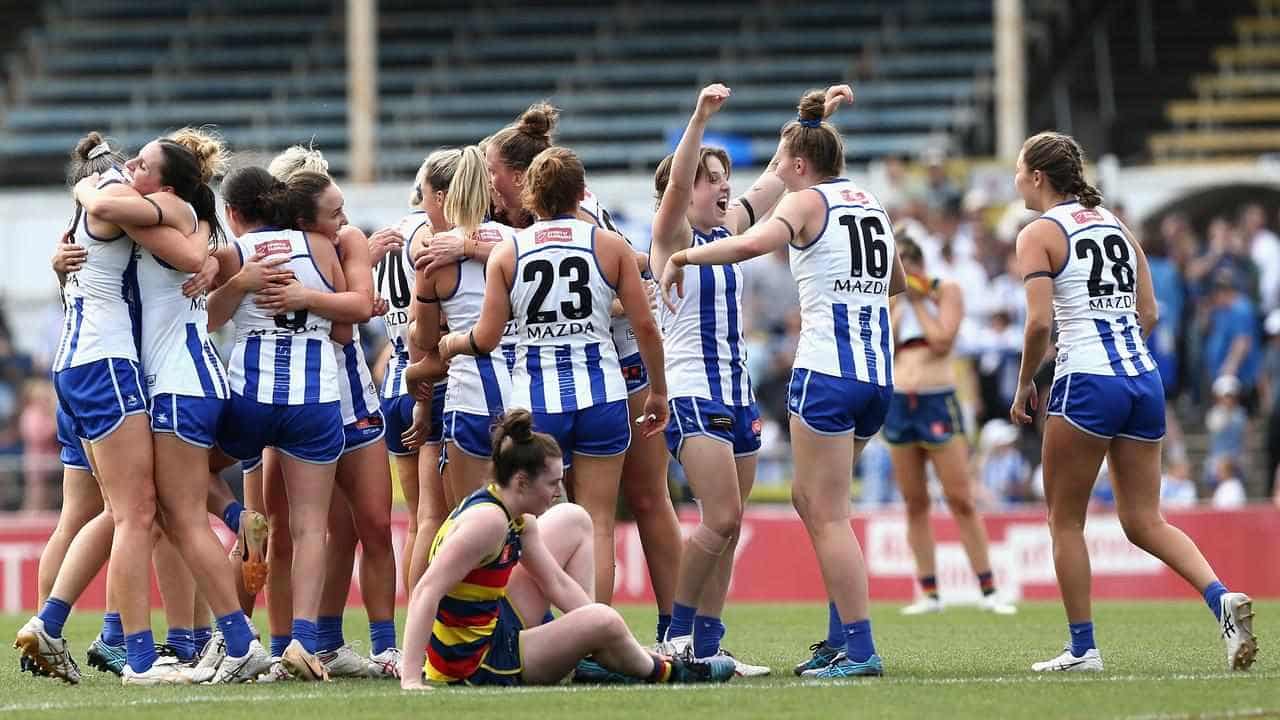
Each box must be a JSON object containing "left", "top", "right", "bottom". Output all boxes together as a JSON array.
[
  {"left": 102, "top": 611, "right": 124, "bottom": 647},
  {"left": 37, "top": 597, "right": 72, "bottom": 639},
  {"left": 1203, "top": 581, "right": 1228, "bottom": 621},
  {"left": 217, "top": 612, "right": 252, "bottom": 658},
  {"left": 693, "top": 616, "right": 724, "bottom": 658},
  {"left": 194, "top": 626, "right": 212, "bottom": 654},
  {"left": 270, "top": 634, "right": 290, "bottom": 658},
  {"left": 667, "top": 602, "right": 696, "bottom": 640},
  {"left": 126, "top": 630, "right": 157, "bottom": 673},
  {"left": 826, "top": 602, "right": 843, "bottom": 649},
  {"left": 222, "top": 501, "right": 244, "bottom": 534},
  {"left": 317, "top": 616, "right": 345, "bottom": 653},
  {"left": 370, "top": 620, "right": 397, "bottom": 655},
  {"left": 166, "top": 628, "right": 195, "bottom": 661},
  {"left": 292, "top": 619, "right": 319, "bottom": 654},
  {"left": 843, "top": 619, "right": 876, "bottom": 663},
  {"left": 656, "top": 614, "right": 671, "bottom": 644},
  {"left": 1069, "top": 621, "right": 1095, "bottom": 657}
]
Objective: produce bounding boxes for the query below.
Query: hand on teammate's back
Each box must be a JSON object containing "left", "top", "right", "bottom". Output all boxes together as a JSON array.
[
  {"left": 235, "top": 253, "right": 292, "bottom": 292},
  {"left": 366, "top": 227, "right": 404, "bottom": 265},
  {"left": 414, "top": 233, "right": 466, "bottom": 276},
  {"left": 51, "top": 233, "right": 87, "bottom": 274}
]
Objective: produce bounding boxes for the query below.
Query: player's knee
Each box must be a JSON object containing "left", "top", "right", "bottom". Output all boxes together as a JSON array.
[
  {"left": 689, "top": 522, "right": 733, "bottom": 557},
  {"left": 1119, "top": 513, "right": 1160, "bottom": 549},
  {"left": 557, "top": 502, "right": 594, "bottom": 539},
  {"left": 582, "top": 602, "right": 628, "bottom": 639},
  {"left": 903, "top": 492, "right": 931, "bottom": 517},
  {"left": 944, "top": 493, "right": 976, "bottom": 519},
  {"left": 268, "top": 526, "right": 293, "bottom": 559},
  {"left": 702, "top": 503, "right": 742, "bottom": 540}
]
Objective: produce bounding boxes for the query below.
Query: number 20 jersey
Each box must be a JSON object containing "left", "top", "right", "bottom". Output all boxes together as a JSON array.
[
  {"left": 509, "top": 217, "right": 628, "bottom": 413},
  {"left": 790, "top": 179, "right": 895, "bottom": 387},
  {"left": 1040, "top": 201, "right": 1155, "bottom": 380}
]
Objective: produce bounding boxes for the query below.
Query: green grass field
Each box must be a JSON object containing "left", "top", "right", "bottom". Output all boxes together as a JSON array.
[{"left": 1, "top": 601, "right": 1273, "bottom": 719}]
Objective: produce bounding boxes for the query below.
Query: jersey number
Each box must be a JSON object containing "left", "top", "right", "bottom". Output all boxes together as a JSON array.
[
  {"left": 839, "top": 215, "right": 889, "bottom": 279},
  {"left": 274, "top": 309, "right": 310, "bottom": 332},
  {"left": 524, "top": 257, "right": 593, "bottom": 324},
  {"left": 375, "top": 251, "right": 412, "bottom": 310},
  {"left": 1077, "top": 235, "right": 1134, "bottom": 297}
]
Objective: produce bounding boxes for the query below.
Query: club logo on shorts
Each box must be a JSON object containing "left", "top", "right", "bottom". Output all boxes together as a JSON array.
[
  {"left": 931, "top": 421, "right": 948, "bottom": 436},
  {"left": 126, "top": 394, "right": 140, "bottom": 407},
  {"left": 156, "top": 411, "right": 168, "bottom": 425},
  {"left": 751, "top": 418, "right": 762, "bottom": 436}
]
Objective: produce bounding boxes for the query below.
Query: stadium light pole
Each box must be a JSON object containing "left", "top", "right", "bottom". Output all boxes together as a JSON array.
[
  {"left": 347, "top": 0, "right": 378, "bottom": 183},
  {"left": 995, "top": 0, "right": 1026, "bottom": 161}
]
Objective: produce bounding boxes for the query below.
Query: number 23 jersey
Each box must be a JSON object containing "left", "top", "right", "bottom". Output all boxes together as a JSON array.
[
  {"left": 1040, "top": 201, "right": 1155, "bottom": 380},
  {"left": 509, "top": 217, "right": 627, "bottom": 413}
]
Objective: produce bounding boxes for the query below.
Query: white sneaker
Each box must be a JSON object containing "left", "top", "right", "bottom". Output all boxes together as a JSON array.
[
  {"left": 900, "top": 597, "right": 943, "bottom": 616},
  {"left": 254, "top": 657, "right": 291, "bottom": 683},
  {"left": 368, "top": 647, "right": 402, "bottom": 679},
  {"left": 282, "top": 639, "right": 330, "bottom": 681},
  {"left": 122, "top": 662, "right": 194, "bottom": 686},
  {"left": 210, "top": 639, "right": 273, "bottom": 684},
  {"left": 1031, "top": 644, "right": 1103, "bottom": 672},
  {"left": 1219, "top": 592, "right": 1258, "bottom": 671},
  {"left": 13, "top": 617, "right": 80, "bottom": 684},
  {"left": 657, "top": 634, "right": 692, "bottom": 660},
  {"left": 979, "top": 595, "right": 1018, "bottom": 615},
  {"left": 702, "top": 648, "right": 770, "bottom": 677},
  {"left": 195, "top": 629, "right": 226, "bottom": 671},
  {"left": 318, "top": 644, "right": 373, "bottom": 678}
]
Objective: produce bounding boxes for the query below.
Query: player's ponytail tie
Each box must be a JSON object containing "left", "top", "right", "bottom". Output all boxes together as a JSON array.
[
  {"left": 797, "top": 117, "right": 822, "bottom": 129},
  {"left": 87, "top": 142, "right": 112, "bottom": 160}
]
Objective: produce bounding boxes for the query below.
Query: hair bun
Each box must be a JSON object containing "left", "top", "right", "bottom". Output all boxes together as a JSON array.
[
  {"left": 796, "top": 90, "right": 826, "bottom": 123},
  {"left": 73, "top": 131, "right": 107, "bottom": 161},
  {"left": 169, "top": 127, "right": 230, "bottom": 184},
  {"left": 518, "top": 102, "right": 559, "bottom": 139},
  {"left": 500, "top": 408, "right": 535, "bottom": 444}
]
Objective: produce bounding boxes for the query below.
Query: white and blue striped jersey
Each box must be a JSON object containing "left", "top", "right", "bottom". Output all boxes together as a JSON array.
[
  {"left": 790, "top": 179, "right": 895, "bottom": 386},
  {"left": 1040, "top": 201, "right": 1156, "bottom": 379},
  {"left": 442, "top": 222, "right": 519, "bottom": 416},
  {"left": 579, "top": 189, "right": 642, "bottom": 359},
  {"left": 658, "top": 226, "right": 752, "bottom": 405},
  {"left": 509, "top": 217, "right": 628, "bottom": 413},
  {"left": 334, "top": 330, "right": 379, "bottom": 424},
  {"left": 54, "top": 167, "right": 140, "bottom": 370},
  {"left": 376, "top": 211, "right": 426, "bottom": 399},
  {"left": 135, "top": 202, "right": 229, "bottom": 399},
  {"left": 227, "top": 228, "right": 339, "bottom": 405}
]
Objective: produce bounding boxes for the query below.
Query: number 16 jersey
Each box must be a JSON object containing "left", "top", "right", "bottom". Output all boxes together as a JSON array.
[
  {"left": 1040, "top": 201, "right": 1155, "bottom": 380},
  {"left": 509, "top": 217, "right": 627, "bottom": 413}
]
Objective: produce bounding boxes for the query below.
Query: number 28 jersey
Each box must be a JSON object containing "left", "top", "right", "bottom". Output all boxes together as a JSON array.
[
  {"left": 509, "top": 217, "right": 627, "bottom": 413},
  {"left": 790, "top": 179, "right": 895, "bottom": 386},
  {"left": 1041, "top": 201, "right": 1155, "bottom": 380}
]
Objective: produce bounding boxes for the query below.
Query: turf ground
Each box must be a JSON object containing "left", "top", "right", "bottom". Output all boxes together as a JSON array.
[{"left": 0, "top": 601, "right": 1273, "bottom": 719}]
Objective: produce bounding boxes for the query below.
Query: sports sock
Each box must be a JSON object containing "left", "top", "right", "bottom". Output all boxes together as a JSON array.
[
  {"left": 222, "top": 501, "right": 244, "bottom": 534},
  {"left": 370, "top": 619, "right": 396, "bottom": 655},
  {"left": 666, "top": 602, "right": 696, "bottom": 640},
  {"left": 920, "top": 575, "right": 939, "bottom": 600},
  {"left": 292, "top": 619, "right": 319, "bottom": 654},
  {"left": 693, "top": 615, "right": 724, "bottom": 658},
  {"left": 1068, "top": 621, "right": 1095, "bottom": 658},
  {"left": 977, "top": 571, "right": 996, "bottom": 597},
  {"left": 217, "top": 612, "right": 252, "bottom": 658},
  {"left": 1203, "top": 581, "right": 1228, "bottom": 621},
  {"left": 826, "top": 602, "right": 843, "bottom": 649},
  {"left": 37, "top": 597, "right": 72, "bottom": 639},
  {"left": 317, "top": 616, "right": 345, "bottom": 653},
  {"left": 646, "top": 653, "right": 673, "bottom": 683},
  {"left": 843, "top": 619, "right": 876, "bottom": 663},
  {"left": 656, "top": 613, "right": 672, "bottom": 644},
  {"left": 270, "top": 635, "right": 290, "bottom": 658},
  {"left": 102, "top": 611, "right": 124, "bottom": 646},
  {"left": 194, "top": 626, "right": 212, "bottom": 654},
  {"left": 126, "top": 629, "right": 157, "bottom": 674},
  {"left": 166, "top": 628, "right": 195, "bottom": 661}
]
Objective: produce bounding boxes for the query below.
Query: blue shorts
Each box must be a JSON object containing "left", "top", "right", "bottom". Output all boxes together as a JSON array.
[
  {"left": 342, "top": 410, "right": 386, "bottom": 455},
  {"left": 1047, "top": 370, "right": 1166, "bottom": 441},
  {"left": 54, "top": 358, "right": 148, "bottom": 442},
  {"left": 882, "top": 389, "right": 965, "bottom": 446},
  {"left": 787, "top": 368, "right": 893, "bottom": 439},
  {"left": 534, "top": 400, "right": 631, "bottom": 468},
  {"left": 217, "top": 394, "right": 345, "bottom": 464},
  {"left": 464, "top": 597, "right": 524, "bottom": 687},
  {"left": 443, "top": 410, "right": 497, "bottom": 458},
  {"left": 665, "top": 397, "right": 762, "bottom": 459},
  {"left": 382, "top": 384, "right": 445, "bottom": 456},
  {"left": 150, "top": 393, "right": 224, "bottom": 448},
  {"left": 56, "top": 408, "right": 90, "bottom": 470},
  {"left": 620, "top": 353, "right": 649, "bottom": 394},
  {"left": 242, "top": 455, "right": 263, "bottom": 473}
]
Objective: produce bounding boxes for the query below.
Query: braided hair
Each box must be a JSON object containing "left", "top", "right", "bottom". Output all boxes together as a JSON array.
[{"left": 1021, "top": 131, "right": 1103, "bottom": 208}]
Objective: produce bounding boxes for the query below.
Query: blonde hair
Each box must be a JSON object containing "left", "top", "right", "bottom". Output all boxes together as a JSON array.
[
  {"left": 443, "top": 146, "right": 490, "bottom": 236},
  {"left": 412, "top": 148, "right": 462, "bottom": 207},
  {"left": 168, "top": 126, "right": 230, "bottom": 183},
  {"left": 269, "top": 144, "right": 329, "bottom": 181}
]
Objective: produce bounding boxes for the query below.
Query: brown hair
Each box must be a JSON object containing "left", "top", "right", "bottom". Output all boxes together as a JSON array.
[
  {"left": 491, "top": 409, "right": 561, "bottom": 487},
  {"left": 780, "top": 89, "right": 845, "bottom": 179},
  {"left": 222, "top": 166, "right": 289, "bottom": 226},
  {"left": 490, "top": 102, "right": 559, "bottom": 171},
  {"left": 68, "top": 131, "right": 125, "bottom": 187},
  {"left": 1021, "top": 131, "right": 1103, "bottom": 209},
  {"left": 283, "top": 171, "right": 335, "bottom": 228},
  {"left": 653, "top": 146, "right": 732, "bottom": 209},
  {"left": 522, "top": 147, "right": 585, "bottom": 219},
  {"left": 896, "top": 232, "right": 924, "bottom": 266}
]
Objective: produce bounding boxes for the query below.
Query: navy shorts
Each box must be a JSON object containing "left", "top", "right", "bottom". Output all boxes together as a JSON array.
[
  {"left": 382, "top": 384, "right": 445, "bottom": 456},
  {"left": 534, "top": 400, "right": 631, "bottom": 468},
  {"left": 1047, "top": 370, "right": 1166, "bottom": 441},
  {"left": 465, "top": 597, "right": 524, "bottom": 687},
  {"left": 619, "top": 352, "right": 649, "bottom": 395},
  {"left": 150, "top": 393, "right": 224, "bottom": 448},
  {"left": 54, "top": 358, "right": 148, "bottom": 442},
  {"left": 882, "top": 389, "right": 966, "bottom": 446},
  {"left": 443, "top": 410, "right": 498, "bottom": 458},
  {"left": 56, "top": 407, "right": 90, "bottom": 470},
  {"left": 665, "top": 397, "right": 762, "bottom": 459},
  {"left": 787, "top": 368, "right": 893, "bottom": 439},
  {"left": 217, "top": 393, "right": 345, "bottom": 464},
  {"left": 342, "top": 410, "right": 386, "bottom": 455}
]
